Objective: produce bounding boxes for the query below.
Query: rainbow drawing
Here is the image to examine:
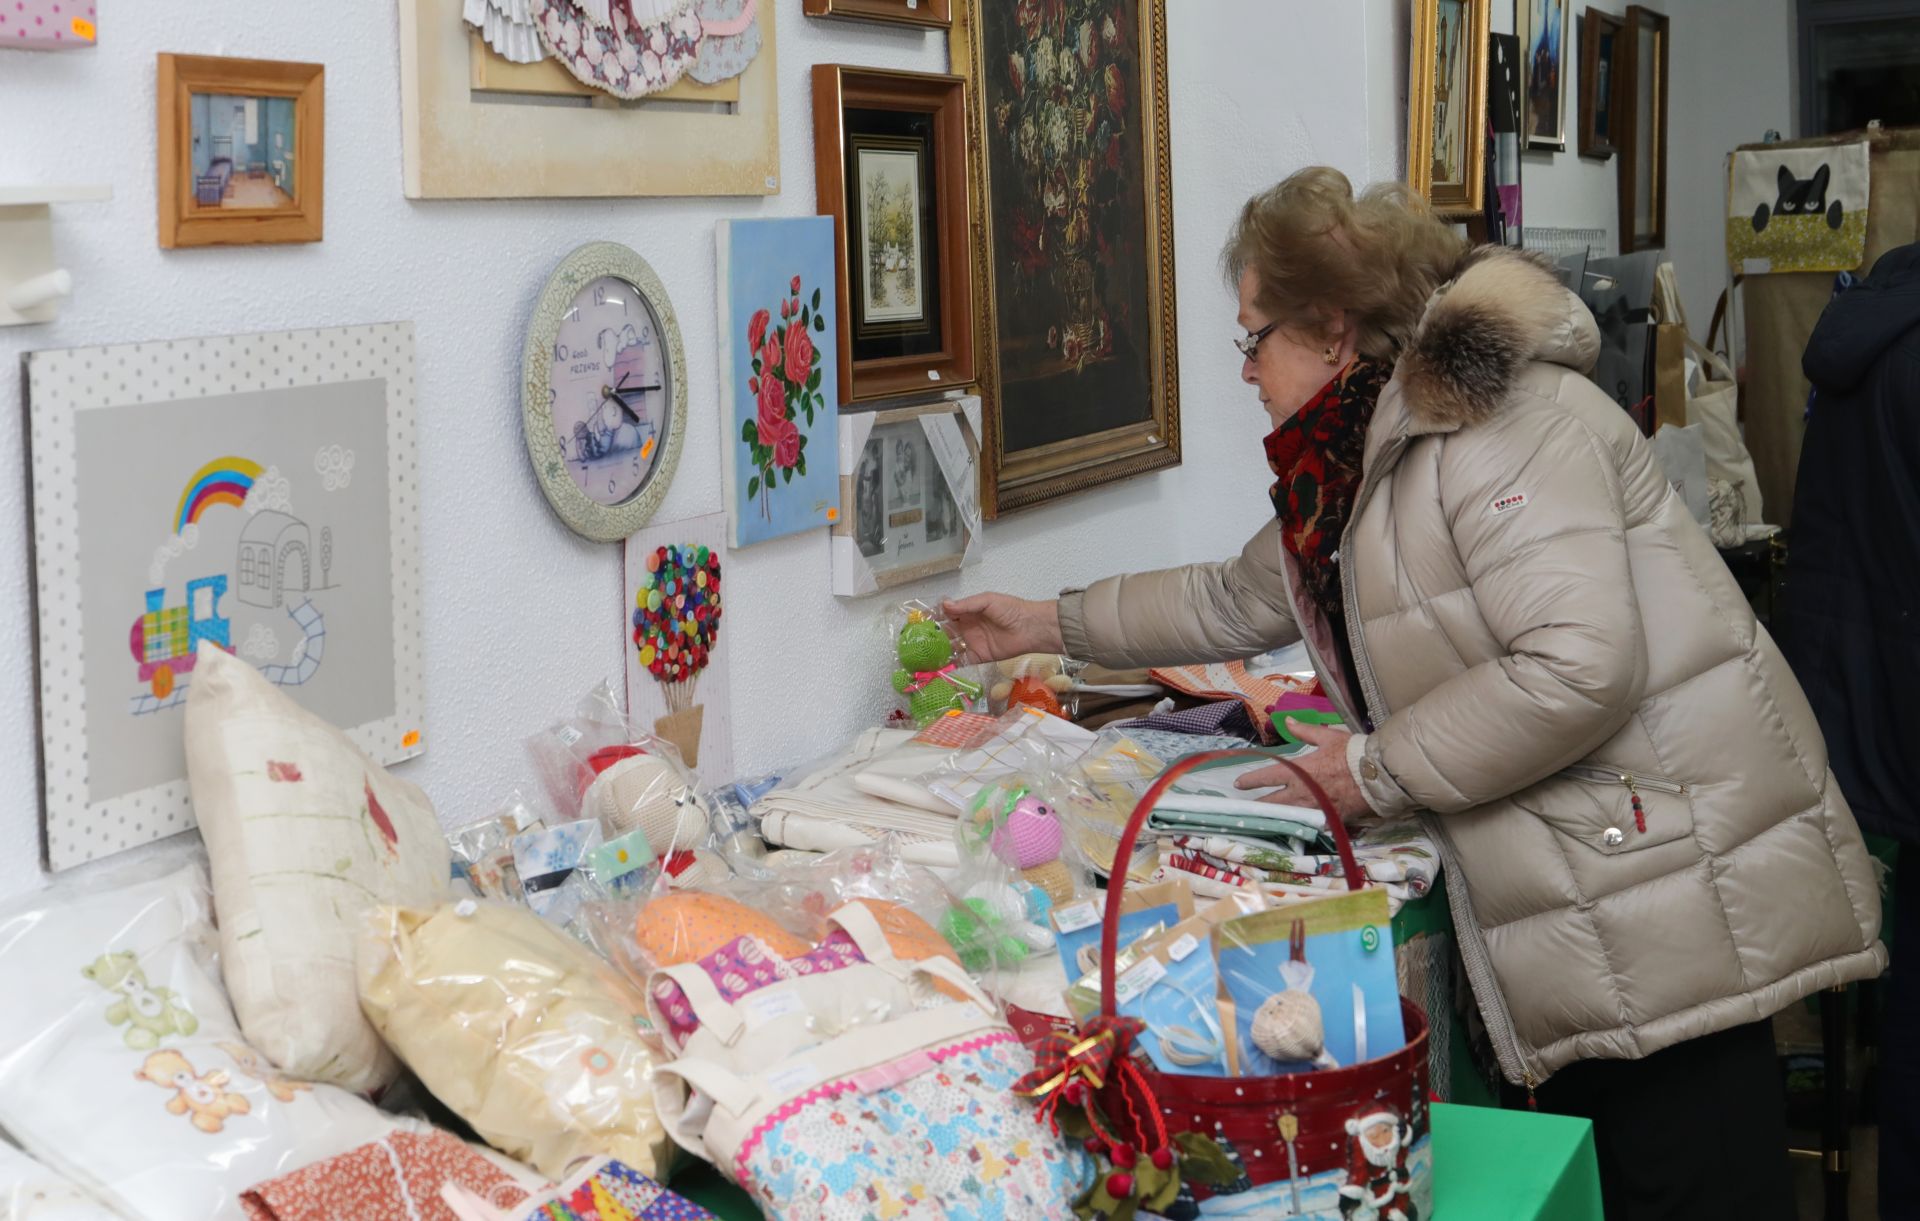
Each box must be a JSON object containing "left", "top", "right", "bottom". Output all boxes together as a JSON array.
[{"left": 173, "top": 457, "right": 263, "bottom": 536}]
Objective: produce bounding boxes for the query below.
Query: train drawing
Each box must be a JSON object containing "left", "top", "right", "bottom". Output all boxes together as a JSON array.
[{"left": 128, "top": 575, "right": 231, "bottom": 700}]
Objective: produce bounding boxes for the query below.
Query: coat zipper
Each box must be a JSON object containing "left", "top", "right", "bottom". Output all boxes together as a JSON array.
[
  {"left": 1336, "top": 424, "right": 1540, "bottom": 1089},
  {"left": 1559, "top": 766, "right": 1688, "bottom": 835}
]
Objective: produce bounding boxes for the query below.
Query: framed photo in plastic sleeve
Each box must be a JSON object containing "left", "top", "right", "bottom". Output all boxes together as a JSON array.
[{"left": 832, "top": 396, "right": 981, "bottom": 596}]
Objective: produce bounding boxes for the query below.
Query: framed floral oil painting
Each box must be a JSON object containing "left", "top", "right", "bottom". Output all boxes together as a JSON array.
[
  {"left": 716, "top": 216, "right": 843, "bottom": 549},
  {"left": 954, "top": 0, "right": 1180, "bottom": 518}
]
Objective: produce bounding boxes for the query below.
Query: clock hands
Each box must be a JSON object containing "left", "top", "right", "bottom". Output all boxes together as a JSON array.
[{"left": 601, "top": 374, "right": 662, "bottom": 425}]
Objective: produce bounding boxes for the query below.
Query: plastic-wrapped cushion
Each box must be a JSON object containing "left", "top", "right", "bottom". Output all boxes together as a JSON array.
[
  {"left": 0, "top": 866, "right": 414, "bottom": 1221},
  {"left": 184, "top": 645, "right": 450, "bottom": 1092},
  {"left": 0, "top": 1141, "right": 121, "bottom": 1220},
  {"left": 632, "top": 892, "right": 809, "bottom": 969},
  {"left": 357, "top": 900, "right": 672, "bottom": 1181}
]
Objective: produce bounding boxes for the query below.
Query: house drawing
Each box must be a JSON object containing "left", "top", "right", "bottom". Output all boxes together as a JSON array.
[{"left": 236, "top": 510, "right": 312, "bottom": 609}]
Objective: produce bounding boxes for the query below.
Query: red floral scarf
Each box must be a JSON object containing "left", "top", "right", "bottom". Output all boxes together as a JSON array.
[{"left": 1262, "top": 357, "right": 1390, "bottom": 679}]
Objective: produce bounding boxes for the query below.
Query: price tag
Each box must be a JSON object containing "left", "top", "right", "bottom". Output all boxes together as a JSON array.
[
  {"left": 741, "top": 989, "right": 805, "bottom": 1027},
  {"left": 1168, "top": 934, "right": 1200, "bottom": 963},
  {"left": 556, "top": 725, "right": 583, "bottom": 747},
  {"left": 1052, "top": 901, "right": 1099, "bottom": 933},
  {"left": 1114, "top": 957, "right": 1167, "bottom": 1004}
]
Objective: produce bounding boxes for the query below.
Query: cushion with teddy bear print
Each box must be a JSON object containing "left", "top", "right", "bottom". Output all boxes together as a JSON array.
[
  {"left": 0, "top": 863, "right": 419, "bottom": 1221},
  {"left": 184, "top": 644, "right": 450, "bottom": 1093},
  {"left": 0, "top": 1140, "right": 121, "bottom": 1220}
]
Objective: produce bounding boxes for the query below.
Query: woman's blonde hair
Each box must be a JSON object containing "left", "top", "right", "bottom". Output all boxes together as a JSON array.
[{"left": 1223, "top": 167, "right": 1468, "bottom": 360}]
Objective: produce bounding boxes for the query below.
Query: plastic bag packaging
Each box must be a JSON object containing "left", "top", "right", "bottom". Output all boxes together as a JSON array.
[
  {"left": 1213, "top": 888, "right": 1404, "bottom": 1077},
  {"left": 1052, "top": 729, "right": 1167, "bottom": 881},
  {"left": 524, "top": 681, "right": 631, "bottom": 820},
  {"left": 1063, "top": 891, "right": 1270, "bottom": 1078},
  {"left": 356, "top": 899, "right": 674, "bottom": 1182},
  {"left": 1049, "top": 876, "right": 1195, "bottom": 984},
  {"left": 912, "top": 704, "right": 1098, "bottom": 814},
  {"left": 0, "top": 1141, "right": 127, "bottom": 1220},
  {"left": 887, "top": 600, "right": 986, "bottom": 728},
  {"left": 448, "top": 787, "right": 548, "bottom": 903},
  {"left": 987, "top": 652, "right": 1085, "bottom": 719},
  {"left": 0, "top": 860, "right": 426, "bottom": 1221}
]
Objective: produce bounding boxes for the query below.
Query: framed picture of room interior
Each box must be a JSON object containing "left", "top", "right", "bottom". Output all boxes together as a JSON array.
[
  {"left": 1407, "top": 0, "right": 1490, "bottom": 215},
  {"left": 951, "top": 0, "right": 1180, "bottom": 518},
  {"left": 811, "top": 65, "right": 976, "bottom": 404},
  {"left": 156, "top": 54, "right": 324, "bottom": 248}
]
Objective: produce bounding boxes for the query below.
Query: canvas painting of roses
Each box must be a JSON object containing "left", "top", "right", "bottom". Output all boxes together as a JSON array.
[
  {"left": 718, "top": 217, "right": 843, "bottom": 548},
  {"left": 966, "top": 0, "right": 1179, "bottom": 516}
]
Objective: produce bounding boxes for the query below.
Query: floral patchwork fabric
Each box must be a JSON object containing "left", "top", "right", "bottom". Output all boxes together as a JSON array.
[
  {"left": 735, "top": 1034, "right": 1093, "bottom": 1220},
  {"left": 653, "top": 931, "right": 868, "bottom": 1045}
]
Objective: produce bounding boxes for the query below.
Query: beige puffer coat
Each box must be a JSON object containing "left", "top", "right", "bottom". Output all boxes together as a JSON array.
[{"left": 1058, "top": 248, "right": 1886, "bottom": 1087}]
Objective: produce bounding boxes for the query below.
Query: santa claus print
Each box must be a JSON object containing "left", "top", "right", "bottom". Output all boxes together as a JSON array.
[{"left": 1338, "top": 1107, "right": 1417, "bottom": 1221}]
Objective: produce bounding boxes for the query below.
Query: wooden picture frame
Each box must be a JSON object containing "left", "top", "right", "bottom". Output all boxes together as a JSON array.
[
  {"left": 398, "top": 0, "right": 778, "bottom": 199},
  {"left": 1519, "top": 0, "right": 1571, "bottom": 152},
  {"left": 157, "top": 54, "right": 323, "bottom": 248},
  {"left": 812, "top": 65, "right": 976, "bottom": 405},
  {"left": 832, "top": 396, "right": 982, "bottom": 597},
  {"left": 953, "top": 0, "right": 1181, "bottom": 519},
  {"left": 1407, "top": 0, "right": 1490, "bottom": 216},
  {"left": 803, "top": 0, "right": 952, "bottom": 30},
  {"left": 1578, "top": 8, "right": 1625, "bottom": 160},
  {"left": 1616, "top": 5, "right": 1669, "bottom": 252}
]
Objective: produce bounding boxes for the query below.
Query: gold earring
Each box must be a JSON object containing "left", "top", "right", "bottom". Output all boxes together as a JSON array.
[{"left": 1322, "top": 346, "right": 1339, "bottom": 365}]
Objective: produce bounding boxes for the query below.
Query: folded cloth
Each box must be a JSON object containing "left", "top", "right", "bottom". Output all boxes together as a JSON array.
[
  {"left": 441, "top": 1158, "right": 711, "bottom": 1221},
  {"left": 1111, "top": 729, "right": 1260, "bottom": 768},
  {"left": 240, "top": 1130, "right": 532, "bottom": 1221},
  {"left": 1145, "top": 660, "right": 1318, "bottom": 743},
  {"left": 1109, "top": 698, "right": 1260, "bottom": 741},
  {"left": 755, "top": 729, "right": 962, "bottom": 864}
]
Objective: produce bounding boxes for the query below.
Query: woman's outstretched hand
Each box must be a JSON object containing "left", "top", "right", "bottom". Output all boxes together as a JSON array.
[
  {"left": 941, "top": 593, "right": 1066, "bottom": 664},
  {"left": 1233, "top": 719, "right": 1372, "bottom": 819}
]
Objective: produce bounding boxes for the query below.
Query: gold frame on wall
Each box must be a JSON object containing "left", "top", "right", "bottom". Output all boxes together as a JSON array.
[
  {"left": 1407, "top": 0, "right": 1491, "bottom": 217},
  {"left": 952, "top": 0, "right": 1180, "bottom": 519}
]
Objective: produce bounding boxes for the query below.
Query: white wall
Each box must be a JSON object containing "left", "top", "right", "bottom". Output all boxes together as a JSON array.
[
  {"left": 1665, "top": 0, "right": 1796, "bottom": 335},
  {"left": 0, "top": 1, "right": 1400, "bottom": 900}
]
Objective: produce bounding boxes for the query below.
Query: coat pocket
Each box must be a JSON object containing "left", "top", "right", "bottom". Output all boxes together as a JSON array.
[{"left": 1523, "top": 765, "right": 1696, "bottom": 856}]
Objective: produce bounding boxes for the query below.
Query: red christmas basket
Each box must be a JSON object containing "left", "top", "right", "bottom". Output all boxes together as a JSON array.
[{"left": 1020, "top": 750, "right": 1432, "bottom": 1219}]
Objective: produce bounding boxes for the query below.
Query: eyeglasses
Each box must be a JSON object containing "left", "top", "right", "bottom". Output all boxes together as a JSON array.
[{"left": 1234, "top": 321, "right": 1278, "bottom": 359}]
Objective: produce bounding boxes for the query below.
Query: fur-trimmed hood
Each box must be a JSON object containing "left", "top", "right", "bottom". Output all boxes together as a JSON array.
[{"left": 1394, "top": 247, "right": 1600, "bottom": 431}]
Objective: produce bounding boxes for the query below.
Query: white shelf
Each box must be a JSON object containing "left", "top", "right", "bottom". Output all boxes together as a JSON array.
[{"left": 0, "top": 185, "right": 112, "bottom": 207}]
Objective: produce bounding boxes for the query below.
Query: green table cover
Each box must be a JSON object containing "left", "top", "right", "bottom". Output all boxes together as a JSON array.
[
  {"left": 1429, "top": 1101, "right": 1603, "bottom": 1220},
  {"left": 672, "top": 1101, "right": 1603, "bottom": 1220}
]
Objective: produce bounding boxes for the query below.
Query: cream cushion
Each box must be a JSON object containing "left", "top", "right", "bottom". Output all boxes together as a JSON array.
[
  {"left": 184, "top": 643, "right": 450, "bottom": 1092},
  {"left": 357, "top": 900, "right": 672, "bottom": 1181}
]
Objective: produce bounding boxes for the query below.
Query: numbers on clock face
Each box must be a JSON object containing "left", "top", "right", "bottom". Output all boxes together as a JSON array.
[{"left": 550, "top": 275, "right": 672, "bottom": 508}]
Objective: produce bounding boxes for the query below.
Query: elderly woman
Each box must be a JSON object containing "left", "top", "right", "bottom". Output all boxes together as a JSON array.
[{"left": 946, "top": 168, "right": 1884, "bottom": 1220}]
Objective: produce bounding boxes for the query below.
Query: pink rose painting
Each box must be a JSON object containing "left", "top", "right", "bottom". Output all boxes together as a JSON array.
[{"left": 722, "top": 217, "right": 840, "bottom": 548}]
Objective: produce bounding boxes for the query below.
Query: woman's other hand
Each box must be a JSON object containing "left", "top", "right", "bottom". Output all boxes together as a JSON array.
[
  {"left": 941, "top": 593, "right": 1065, "bottom": 663},
  {"left": 1233, "top": 719, "right": 1371, "bottom": 819}
]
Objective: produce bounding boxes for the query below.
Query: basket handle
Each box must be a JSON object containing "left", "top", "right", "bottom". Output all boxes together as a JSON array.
[{"left": 1099, "top": 749, "right": 1362, "bottom": 1019}]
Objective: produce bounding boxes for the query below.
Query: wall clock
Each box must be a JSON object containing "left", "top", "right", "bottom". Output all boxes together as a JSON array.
[{"left": 523, "top": 242, "right": 688, "bottom": 541}]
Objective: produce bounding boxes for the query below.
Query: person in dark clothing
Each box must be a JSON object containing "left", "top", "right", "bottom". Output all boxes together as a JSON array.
[{"left": 1777, "top": 240, "right": 1920, "bottom": 1214}]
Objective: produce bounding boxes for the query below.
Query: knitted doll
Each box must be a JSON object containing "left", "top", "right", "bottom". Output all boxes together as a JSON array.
[
  {"left": 890, "top": 611, "right": 982, "bottom": 727},
  {"left": 1251, "top": 917, "right": 1338, "bottom": 1070}
]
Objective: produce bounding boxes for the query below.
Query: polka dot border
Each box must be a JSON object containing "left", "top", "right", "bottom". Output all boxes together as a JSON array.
[{"left": 27, "top": 324, "right": 426, "bottom": 871}]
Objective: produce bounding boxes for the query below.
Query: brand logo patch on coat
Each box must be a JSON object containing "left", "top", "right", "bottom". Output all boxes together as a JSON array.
[{"left": 1490, "top": 491, "right": 1529, "bottom": 515}]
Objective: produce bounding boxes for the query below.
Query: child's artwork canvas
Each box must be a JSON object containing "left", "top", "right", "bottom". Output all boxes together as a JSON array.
[
  {"left": 716, "top": 217, "right": 841, "bottom": 548},
  {"left": 624, "top": 512, "right": 733, "bottom": 787},
  {"left": 27, "top": 325, "right": 425, "bottom": 870}
]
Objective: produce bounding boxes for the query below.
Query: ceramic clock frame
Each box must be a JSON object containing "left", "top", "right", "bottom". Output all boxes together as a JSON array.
[{"left": 523, "top": 241, "right": 688, "bottom": 542}]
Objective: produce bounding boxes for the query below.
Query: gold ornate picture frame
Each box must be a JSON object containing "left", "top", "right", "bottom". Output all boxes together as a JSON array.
[
  {"left": 1408, "top": 0, "right": 1490, "bottom": 217},
  {"left": 953, "top": 0, "right": 1180, "bottom": 519}
]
